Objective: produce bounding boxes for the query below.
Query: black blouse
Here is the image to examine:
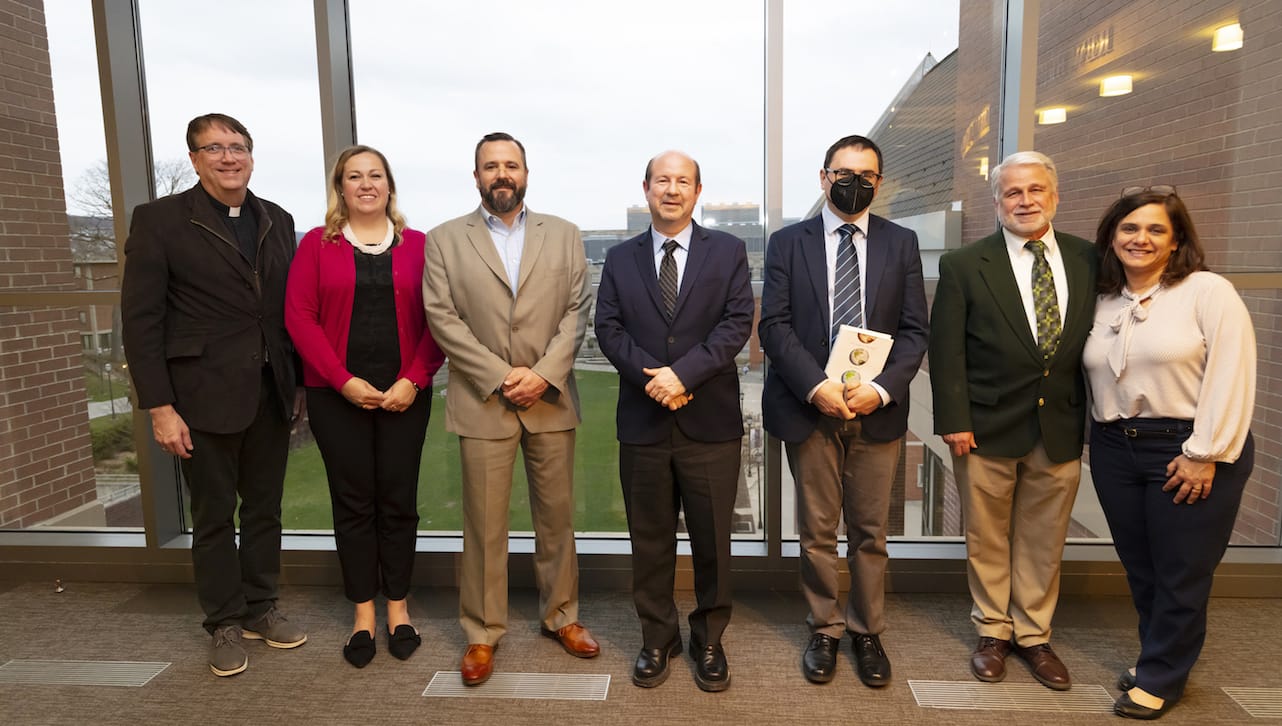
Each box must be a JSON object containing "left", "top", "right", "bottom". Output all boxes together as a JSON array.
[{"left": 346, "top": 247, "right": 401, "bottom": 391}]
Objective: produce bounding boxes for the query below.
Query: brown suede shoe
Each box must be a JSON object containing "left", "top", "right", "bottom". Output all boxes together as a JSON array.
[
  {"left": 970, "top": 636, "right": 1012, "bottom": 682},
  {"left": 461, "top": 644, "right": 495, "bottom": 686},
  {"left": 1014, "top": 642, "right": 1071, "bottom": 691},
  {"left": 540, "top": 622, "right": 601, "bottom": 658}
]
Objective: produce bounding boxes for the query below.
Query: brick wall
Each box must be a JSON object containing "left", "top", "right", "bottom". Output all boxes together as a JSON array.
[
  {"left": 0, "top": 0, "right": 99, "bottom": 527},
  {"left": 1034, "top": 0, "right": 1282, "bottom": 544}
]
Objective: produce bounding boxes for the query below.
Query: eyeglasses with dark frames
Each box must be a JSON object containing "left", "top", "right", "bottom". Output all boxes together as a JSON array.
[
  {"left": 195, "top": 143, "right": 251, "bottom": 159},
  {"left": 825, "top": 168, "right": 883, "bottom": 185},
  {"left": 1121, "top": 184, "right": 1177, "bottom": 197}
]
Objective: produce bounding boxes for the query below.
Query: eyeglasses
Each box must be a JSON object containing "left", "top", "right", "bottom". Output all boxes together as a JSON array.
[
  {"left": 825, "top": 168, "right": 883, "bottom": 185},
  {"left": 195, "top": 143, "right": 251, "bottom": 159},
  {"left": 1121, "top": 184, "right": 1176, "bottom": 197}
]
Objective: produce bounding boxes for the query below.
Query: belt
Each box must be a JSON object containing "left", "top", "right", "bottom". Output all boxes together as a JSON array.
[{"left": 1098, "top": 419, "right": 1192, "bottom": 440}]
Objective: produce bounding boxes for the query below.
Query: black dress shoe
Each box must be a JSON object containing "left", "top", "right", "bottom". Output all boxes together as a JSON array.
[
  {"left": 1114, "top": 692, "right": 1174, "bottom": 720},
  {"left": 689, "top": 640, "right": 730, "bottom": 692},
  {"left": 632, "top": 638, "right": 682, "bottom": 688},
  {"left": 343, "top": 630, "right": 375, "bottom": 668},
  {"left": 851, "top": 633, "right": 891, "bottom": 688},
  {"left": 802, "top": 633, "right": 840, "bottom": 684},
  {"left": 387, "top": 624, "right": 421, "bottom": 661},
  {"left": 1117, "top": 670, "right": 1137, "bottom": 691}
]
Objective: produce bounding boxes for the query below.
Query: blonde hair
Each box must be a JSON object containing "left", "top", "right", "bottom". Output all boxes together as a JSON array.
[{"left": 323, "top": 145, "right": 407, "bottom": 241}]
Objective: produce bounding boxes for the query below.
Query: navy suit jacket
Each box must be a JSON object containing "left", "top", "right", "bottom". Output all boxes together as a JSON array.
[
  {"left": 594, "top": 222, "right": 754, "bottom": 446},
  {"left": 759, "top": 213, "right": 929, "bottom": 444}
]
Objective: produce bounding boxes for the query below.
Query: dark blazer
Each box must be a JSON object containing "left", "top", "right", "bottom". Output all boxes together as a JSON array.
[
  {"left": 594, "top": 223, "right": 754, "bottom": 445},
  {"left": 759, "top": 213, "right": 929, "bottom": 444},
  {"left": 122, "top": 183, "right": 298, "bottom": 434},
  {"left": 928, "top": 229, "right": 1097, "bottom": 462}
]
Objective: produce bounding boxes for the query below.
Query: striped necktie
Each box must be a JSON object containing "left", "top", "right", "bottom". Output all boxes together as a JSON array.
[
  {"left": 831, "top": 223, "right": 863, "bottom": 340},
  {"left": 1025, "top": 238, "right": 1061, "bottom": 361},
  {"left": 659, "top": 238, "right": 679, "bottom": 317}
]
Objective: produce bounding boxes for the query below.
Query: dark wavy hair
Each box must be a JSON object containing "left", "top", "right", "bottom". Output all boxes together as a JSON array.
[{"left": 1095, "top": 190, "right": 1207, "bottom": 295}]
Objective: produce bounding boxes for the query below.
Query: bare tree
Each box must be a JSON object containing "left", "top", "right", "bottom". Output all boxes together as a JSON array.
[
  {"left": 69, "top": 158, "right": 196, "bottom": 219},
  {"left": 68, "top": 159, "right": 196, "bottom": 363}
]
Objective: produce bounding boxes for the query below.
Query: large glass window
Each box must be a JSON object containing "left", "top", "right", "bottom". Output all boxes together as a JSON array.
[
  {"left": 1032, "top": 0, "right": 1281, "bottom": 545},
  {"left": 346, "top": 0, "right": 768, "bottom": 537},
  {"left": 136, "top": 0, "right": 329, "bottom": 534}
]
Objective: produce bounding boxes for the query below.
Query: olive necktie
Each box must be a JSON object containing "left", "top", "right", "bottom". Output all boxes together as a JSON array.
[{"left": 1025, "top": 239, "right": 1061, "bottom": 361}]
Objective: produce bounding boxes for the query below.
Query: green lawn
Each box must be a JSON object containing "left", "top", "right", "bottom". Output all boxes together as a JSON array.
[
  {"left": 84, "top": 370, "right": 128, "bottom": 403},
  {"left": 281, "top": 369, "right": 628, "bottom": 533}
]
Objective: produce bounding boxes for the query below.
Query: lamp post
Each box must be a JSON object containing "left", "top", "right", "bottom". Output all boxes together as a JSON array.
[{"left": 104, "top": 362, "right": 115, "bottom": 418}]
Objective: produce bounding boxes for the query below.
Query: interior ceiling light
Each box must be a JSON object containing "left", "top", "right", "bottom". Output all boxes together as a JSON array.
[
  {"left": 1213, "top": 23, "right": 1244, "bottom": 52},
  {"left": 1100, "top": 74, "right": 1133, "bottom": 97},
  {"left": 1038, "top": 108, "right": 1067, "bottom": 125}
]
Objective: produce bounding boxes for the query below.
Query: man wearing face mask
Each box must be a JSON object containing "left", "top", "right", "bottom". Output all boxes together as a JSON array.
[{"left": 759, "top": 135, "right": 928, "bottom": 687}]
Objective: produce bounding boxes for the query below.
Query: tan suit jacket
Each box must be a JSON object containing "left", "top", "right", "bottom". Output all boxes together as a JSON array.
[
  {"left": 423, "top": 206, "right": 590, "bottom": 643},
  {"left": 422, "top": 208, "right": 590, "bottom": 437}
]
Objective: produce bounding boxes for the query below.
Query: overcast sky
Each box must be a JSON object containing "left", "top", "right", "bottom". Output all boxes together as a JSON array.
[{"left": 46, "top": 1, "right": 958, "bottom": 232}]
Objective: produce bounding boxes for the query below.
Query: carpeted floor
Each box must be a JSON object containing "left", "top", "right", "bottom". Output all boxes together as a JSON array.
[{"left": 0, "top": 580, "right": 1277, "bottom": 725}]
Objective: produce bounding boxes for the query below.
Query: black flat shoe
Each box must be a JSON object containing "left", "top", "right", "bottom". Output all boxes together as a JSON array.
[
  {"left": 343, "top": 630, "right": 376, "bottom": 668},
  {"left": 387, "top": 624, "right": 421, "bottom": 661},
  {"left": 1114, "top": 692, "right": 1174, "bottom": 720},
  {"left": 1117, "top": 670, "right": 1136, "bottom": 691}
]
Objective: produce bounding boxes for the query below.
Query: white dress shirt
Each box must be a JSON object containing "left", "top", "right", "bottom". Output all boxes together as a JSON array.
[
  {"left": 482, "top": 205, "right": 528, "bottom": 292},
  {"left": 650, "top": 222, "right": 693, "bottom": 289},
  {"left": 1002, "top": 225, "right": 1069, "bottom": 342}
]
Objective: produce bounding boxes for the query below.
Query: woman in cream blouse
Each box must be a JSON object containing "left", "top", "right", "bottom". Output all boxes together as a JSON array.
[{"left": 1083, "top": 186, "right": 1256, "bottom": 720}]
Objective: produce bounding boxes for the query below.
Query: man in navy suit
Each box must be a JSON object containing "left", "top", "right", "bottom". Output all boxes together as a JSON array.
[
  {"left": 595, "top": 151, "right": 753, "bottom": 692},
  {"left": 759, "top": 135, "right": 928, "bottom": 687}
]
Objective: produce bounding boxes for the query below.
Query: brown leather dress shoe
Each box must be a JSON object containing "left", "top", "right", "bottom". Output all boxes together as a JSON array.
[
  {"left": 541, "top": 622, "right": 601, "bottom": 658},
  {"left": 1014, "top": 642, "right": 1071, "bottom": 691},
  {"left": 970, "top": 636, "right": 1012, "bottom": 682},
  {"left": 461, "top": 644, "right": 494, "bottom": 686}
]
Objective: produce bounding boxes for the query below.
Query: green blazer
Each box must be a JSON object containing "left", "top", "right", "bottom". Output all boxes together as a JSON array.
[{"left": 929, "top": 229, "right": 1097, "bottom": 462}]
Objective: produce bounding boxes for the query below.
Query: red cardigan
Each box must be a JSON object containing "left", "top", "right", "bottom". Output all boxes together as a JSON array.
[{"left": 285, "top": 226, "right": 444, "bottom": 392}]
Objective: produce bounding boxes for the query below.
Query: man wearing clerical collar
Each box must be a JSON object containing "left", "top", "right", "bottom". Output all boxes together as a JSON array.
[{"left": 122, "top": 113, "right": 306, "bottom": 677}]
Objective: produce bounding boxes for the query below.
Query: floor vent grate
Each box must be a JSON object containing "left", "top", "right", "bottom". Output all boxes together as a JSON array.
[
  {"left": 1224, "top": 687, "right": 1282, "bottom": 718},
  {"left": 909, "top": 680, "right": 1115, "bottom": 712},
  {"left": 423, "top": 671, "right": 610, "bottom": 700},
  {"left": 0, "top": 659, "right": 169, "bottom": 687}
]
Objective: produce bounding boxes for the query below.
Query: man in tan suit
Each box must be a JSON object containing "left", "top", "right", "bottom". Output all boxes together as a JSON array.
[{"left": 423, "top": 132, "right": 598, "bottom": 686}]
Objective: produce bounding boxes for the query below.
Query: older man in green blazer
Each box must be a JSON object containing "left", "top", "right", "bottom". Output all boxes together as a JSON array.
[{"left": 929, "top": 151, "right": 1096, "bottom": 691}]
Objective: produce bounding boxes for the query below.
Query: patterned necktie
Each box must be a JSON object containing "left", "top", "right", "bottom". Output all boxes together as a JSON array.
[
  {"left": 659, "top": 238, "right": 679, "bottom": 317},
  {"left": 831, "top": 223, "right": 863, "bottom": 340},
  {"left": 1025, "top": 239, "right": 1062, "bottom": 361}
]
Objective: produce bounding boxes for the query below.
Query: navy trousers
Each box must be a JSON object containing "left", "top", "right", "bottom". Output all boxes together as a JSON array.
[{"left": 1090, "top": 418, "right": 1254, "bottom": 701}]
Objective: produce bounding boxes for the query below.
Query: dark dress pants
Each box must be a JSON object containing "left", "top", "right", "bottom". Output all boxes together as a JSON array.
[
  {"left": 182, "top": 368, "right": 290, "bottom": 633},
  {"left": 1091, "top": 418, "right": 1254, "bottom": 701},
  {"left": 307, "top": 386, "right": 430, "bottom": 602},
  {"left": 621, "top": 427, "right": 740, "bottom": 649}
]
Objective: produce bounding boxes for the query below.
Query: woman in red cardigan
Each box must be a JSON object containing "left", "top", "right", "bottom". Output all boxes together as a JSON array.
[{"left": 285, "top": 145, "right": 444, "bottom": 667}]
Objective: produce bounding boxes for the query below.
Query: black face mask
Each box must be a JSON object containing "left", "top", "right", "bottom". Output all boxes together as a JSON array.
[{"left": 828, "top": 175, "right": 876, "bottom": 216}]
